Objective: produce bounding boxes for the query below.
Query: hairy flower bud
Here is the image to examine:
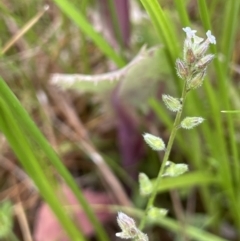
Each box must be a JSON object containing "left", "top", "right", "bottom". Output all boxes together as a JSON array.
[
  {"left": 162, "top": 161, "right": 188, "bottom": 177},
  {"left": 194, "top": 39, "right": 210, "bottom": 58},
  {"left": 116, "top": 212, "right": 138, "bottom": 239},
  {"left": 185, "top": 48, "right": 196, "bottom": 64},
  {"left": 143, "top": 133, "right": 165, "bottom": 151},
  {"left": 148, "top": 207, "right": 168, "bottom": 219},
  {"left": 176, "top": 59, "right": 189, "bottom": 79},
  {"left": 196, "top": 54, "right": 214, "bottom": 70},
  {"left": 162, "top": 94, "right": 182, "bottom": 112},
  {"left": 187, "top": 71, "right": 206, "bottom": 90},
  {"left": 116, "top": 212, "right": 148, "bottom": 241},
  {"left": 180, "top": 117, "right": 204, "bottom": 129},
  {"left": 139, "top": 173, "right": 153, "bottom": 196}
]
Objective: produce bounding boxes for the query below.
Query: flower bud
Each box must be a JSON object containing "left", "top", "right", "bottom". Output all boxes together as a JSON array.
[
  {"left": 116, "top": 212, "right": 138, "bottom": 239},
  {"left": 162, "top": 94, "right": 182, "bottom": 112},
  {"left": 143, "top": 133, "right": 165, "bottom": 151},
  {"left": 139, "top": 173, "right": 153, "bottom": 196},
  {"left": 162, "top": 161, "right": 188, "bottom": 177},
  {"left": 176, "top": 59, "right": 189, "bottom": 79},
  {"left": 196, "top": 54, "right": 214, "bottom": 70},
  {"left": 194, "top": 39, "right": 210, "bottom": 58},
  {"left": 116, "top": 212, "right": 149, "bottom": 241},
  {"left": 180, "top": 117, "right": 204, "bottom": 129},
  {"left": 148, "top": 207, "right": 168, "bottom": 219},
  {"left": 187, "top": 71, "right": 206, "bottom": 90},
  {"left": 185, "top": 48, "right": 196, "bottom": 64}
]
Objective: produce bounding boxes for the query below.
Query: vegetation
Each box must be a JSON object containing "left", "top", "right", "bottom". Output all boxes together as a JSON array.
[{"left": 0, "top": 0, "right": 240, "bottom": 241}]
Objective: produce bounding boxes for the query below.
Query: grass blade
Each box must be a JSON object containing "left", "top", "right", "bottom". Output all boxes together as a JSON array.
[
  {"left": 139, "top": 0, "right": 181, "bottom": 92},
  {"left": 0, "top": 77, "right": 109, "bottom": 241},
  {"left": 53, "top": 0, "right": 125, "bottom": 67},
  {"left": 0, "top": 96, "right": 86, "bottom": 241}
]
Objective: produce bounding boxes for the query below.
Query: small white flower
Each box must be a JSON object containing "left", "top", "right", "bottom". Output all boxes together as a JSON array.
[
  {"left": 182, "top": 27, "right": 197, "bottom": 39},
  {"left": 206, "top": 30, "right": 216, "bottom": 44}
]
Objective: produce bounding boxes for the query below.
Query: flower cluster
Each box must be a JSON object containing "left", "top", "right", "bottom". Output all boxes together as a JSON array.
[
  {"left": 116, "top": 212, "right": 148, "bottom": 241},
  {"left": 116, "top": 27, "right": 216, "bottom": 239},
  {"left": 176, "top": 27, "right": 216, "bottom": 90}
]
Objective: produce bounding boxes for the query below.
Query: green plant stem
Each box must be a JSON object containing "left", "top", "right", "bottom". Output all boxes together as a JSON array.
[{"left": 139, "top": 82, "right": 188, "bottom": 230}]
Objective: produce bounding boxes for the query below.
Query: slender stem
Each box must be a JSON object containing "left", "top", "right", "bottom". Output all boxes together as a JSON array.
[{"left": 139, "top": 82, "right": 188, "bottom": 230}]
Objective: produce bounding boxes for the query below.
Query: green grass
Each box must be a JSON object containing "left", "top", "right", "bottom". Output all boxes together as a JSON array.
[{"left": 1, "top": 0, "right": 240, "bottom": 240}]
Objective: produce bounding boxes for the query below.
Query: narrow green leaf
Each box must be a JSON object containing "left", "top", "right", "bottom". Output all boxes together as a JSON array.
[
  {"left": 139, "top": 0, "right": 181, "bottom": 92},
  {"left": 52, "top": 0, "right": 125, "bottom": 67},
  {"left": 0, "top": 77, "right": 109, "bottom": 241},
  {"left": 221, "top": 1, "right": 240, "bottom": 71},
  {"left": 221, "top": 110, "right": 240, "bottom": 114},
  {"left": 154, "top": 171, "right": 219, "bottom": 193},
  {"left": 173, "top": 0, "right": 190, "bottom": 26},
  {"left": 0, "top": 96, "right": 85, "bottom": 241},
  {"left": 198, "top": 2, "right": 240, "bottom": 228},
  {"left": 153, "top": 216, "right": 229, "bottom": 241}
]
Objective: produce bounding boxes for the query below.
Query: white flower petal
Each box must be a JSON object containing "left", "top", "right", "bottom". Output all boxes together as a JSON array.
[
  {"left": 182, "top": 27, "right": 197, "bottom": 38},
  {"left": 206, "top": 30, "right": 216, "bottom": 44}
]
